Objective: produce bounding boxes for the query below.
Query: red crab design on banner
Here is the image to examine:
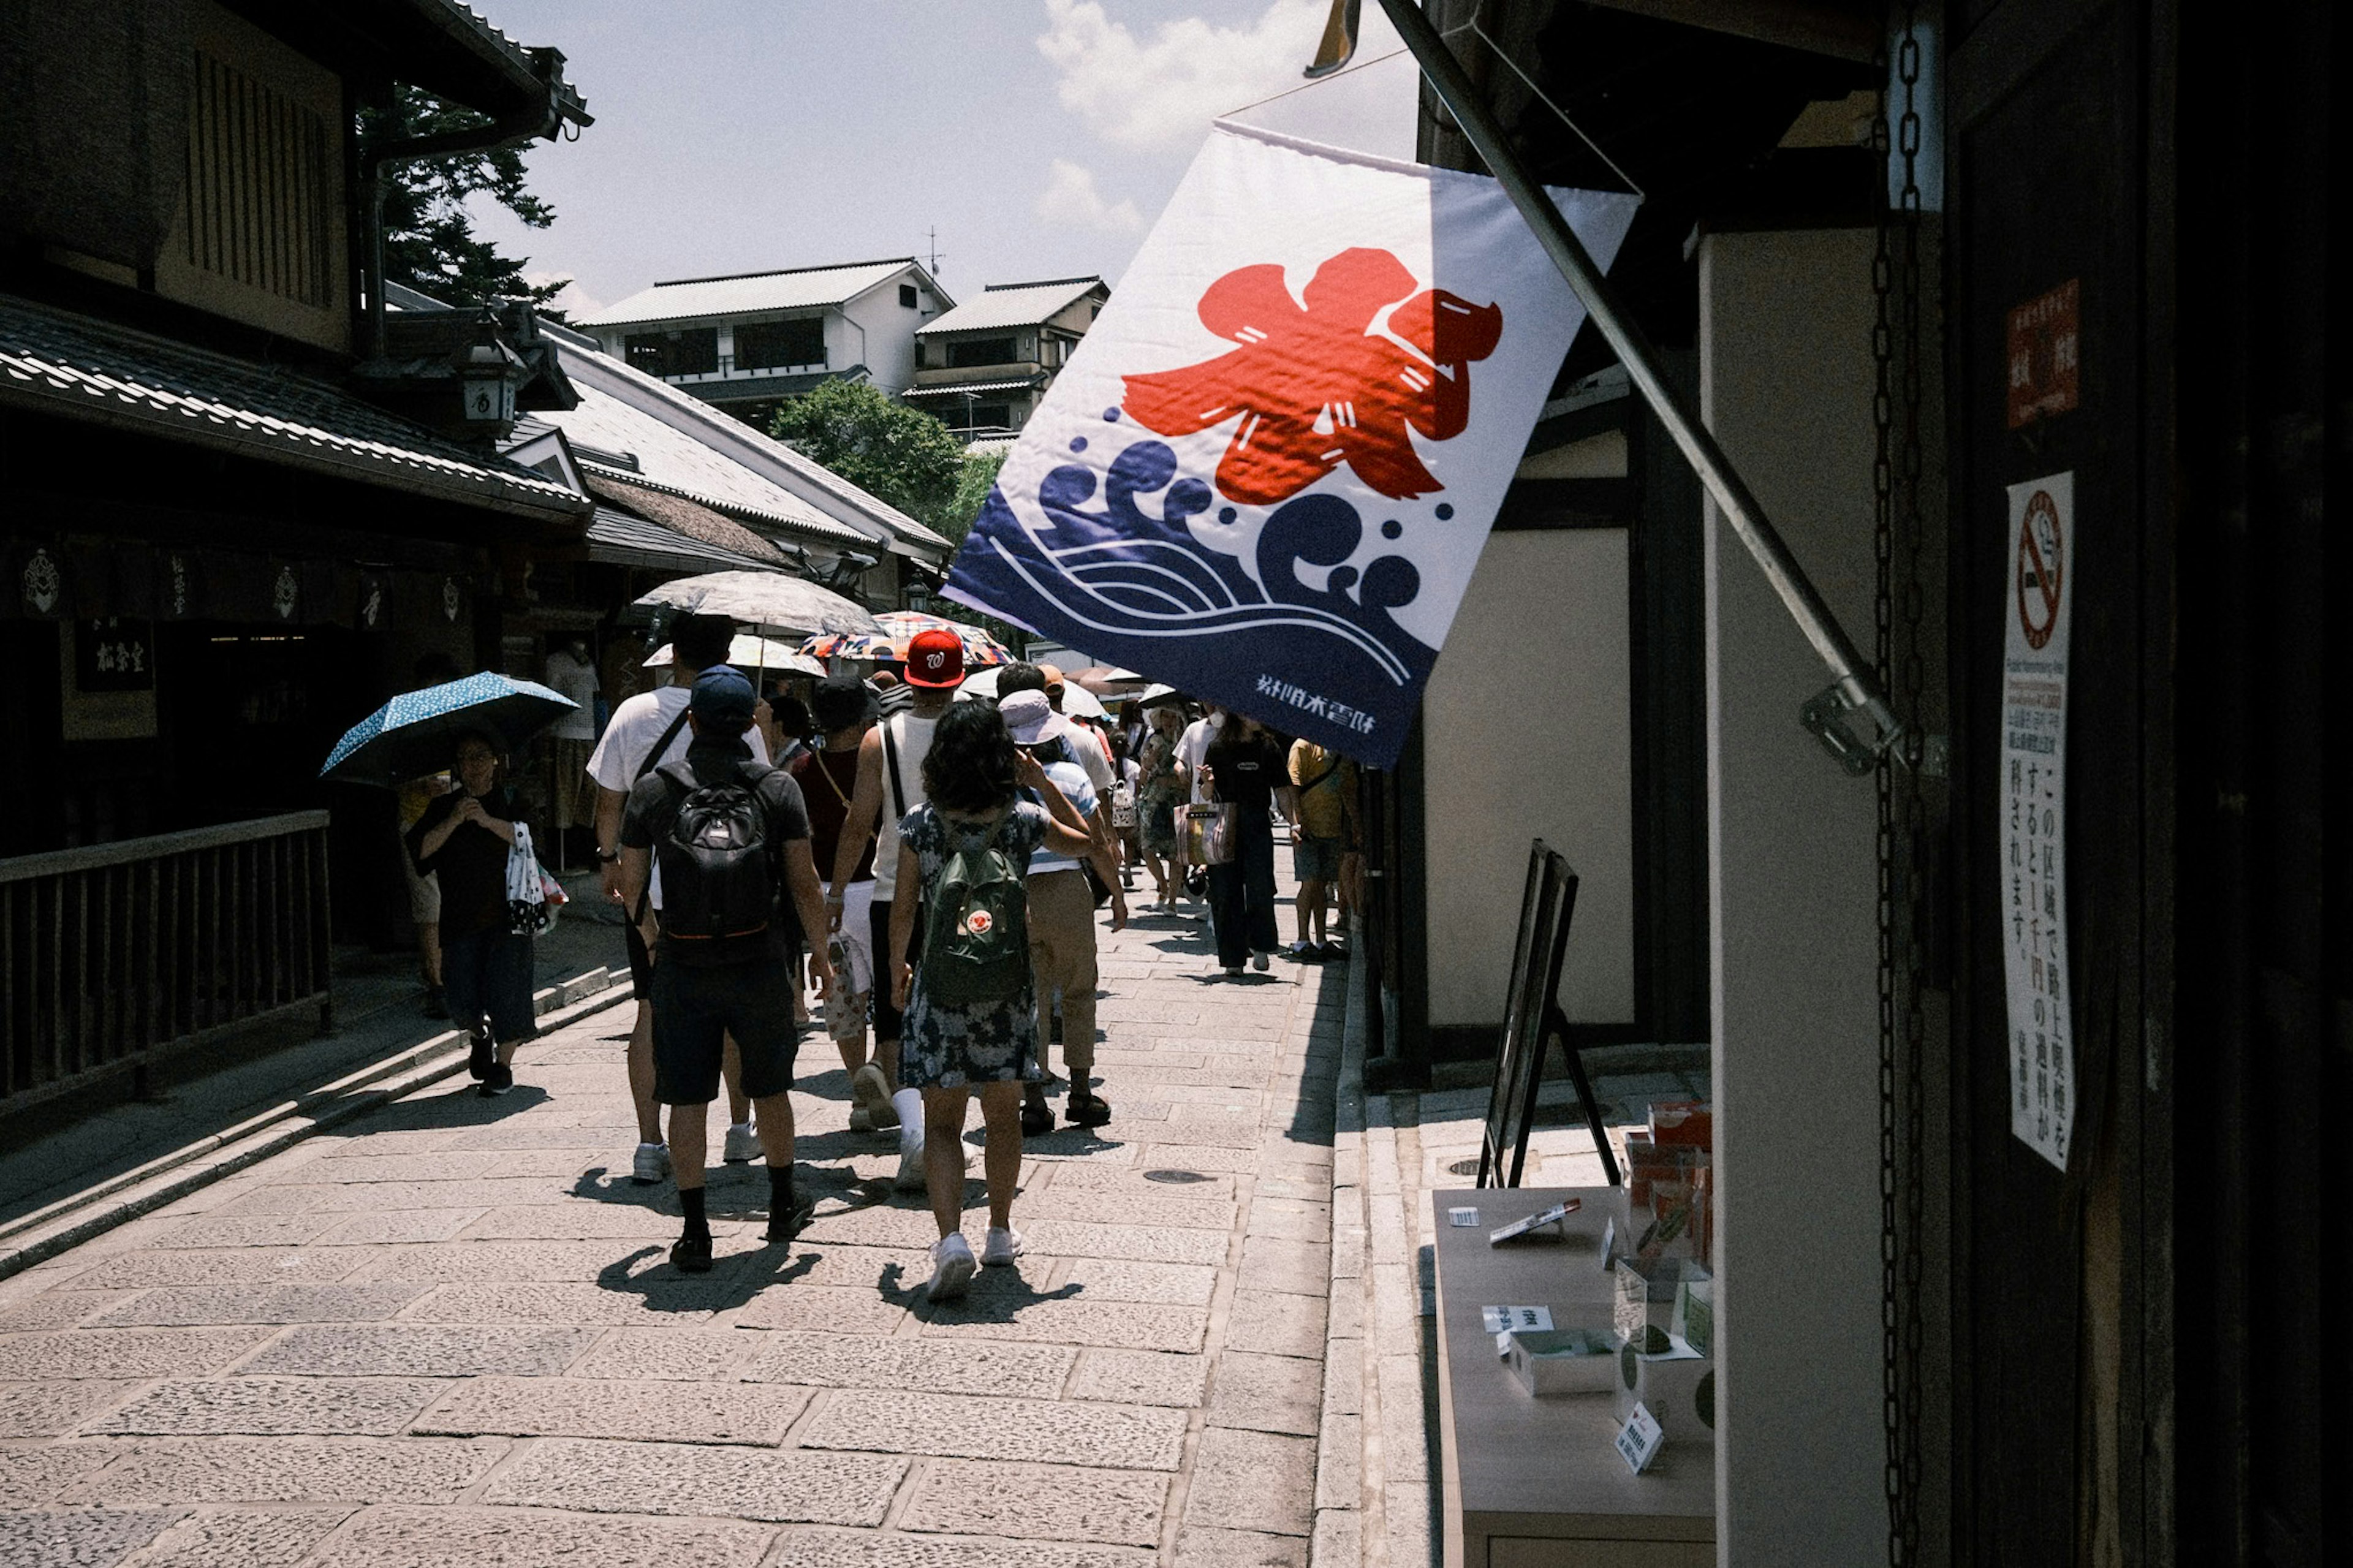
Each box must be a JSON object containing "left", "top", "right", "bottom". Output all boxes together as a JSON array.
[{"left": 1120, "top": 247, "right": 1504, "bottom": 505}]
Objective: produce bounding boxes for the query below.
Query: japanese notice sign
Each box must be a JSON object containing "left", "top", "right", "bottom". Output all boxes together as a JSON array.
[
  {"left": 941, "top": 121, "right": 1637, "bottom": 767},
  {"left": 2002, "top": 471, "right": 2076, "bottom": 1172},
  {"left": 75, "top": 618, "right": 155, "bottom": 693},
  {"left": 2006, "top": 279, "right": 2080, "bottom": 428}
]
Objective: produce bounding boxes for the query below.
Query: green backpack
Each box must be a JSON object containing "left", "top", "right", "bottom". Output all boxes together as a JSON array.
[{"left": 920, "top": 809, "right": 1031, "bottom": 1008}]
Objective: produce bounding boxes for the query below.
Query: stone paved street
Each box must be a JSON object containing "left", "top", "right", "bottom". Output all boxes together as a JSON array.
[{"left": 0, "top": 881, "right": 1347, "bottom": 1567}]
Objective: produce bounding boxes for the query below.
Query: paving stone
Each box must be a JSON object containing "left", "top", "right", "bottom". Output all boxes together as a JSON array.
[
  {"left": 1222, "top": 1289, "right": 1328, "bottom": 1358},
  {"left": 1378, "top": 1353, "right": 1430, "bottom": 1483},
  {"left": 763, "top": 1529, "right": 1153, "bottom": 1567},
  {"left": 1173, "top": 1527, "right": 1309, "bottom": 1567},
  {"left": 1059, "top": 1259, "right": 1219, "bottom": 1306},
  {"left": 70, "top": 1251, "right": 362, "bottom": 1289},
  {"left": 482, "top": 1437, "right": 904, "bottom": 1525},
  {"left": 313, "top": 1210, "right": 483, "bottom": 1246},
  {"left": 117, "top": 1507, "right": 355, "bottom": 1567},
  {"left": 732, "top": 1284, "right": 912, "bottom": 1335},
  {"left": 1245, "top": 1200, "right": 1332, "bottom": 1244},
  {"left": 86, "top": 1378, "right": 442, "bottom": 1436},
  {"left": 224, "top": 1179, "right": 569, "bottom": 1216},
  {"left": 396, "top": 1281, "right": 727, "bottom": 1325},
  {"left": 900, "top": 1458, "right": 1169, "bottom": 1547},
  {"left": 1184, "top": 1428, "right": 1316, "bottom": 1537},
  {"left": 1322, "top": 1354, "right": 1362, "bottom": 1418},
  {"left": 89, "top": 1283, "right": 429, "bottom": 1328},
  {"left": 0, "top": 1380, "right": 140, "bottom": 1436},
  {"left": 797, "top": 1205, "right": 957, "bottom": 1251},
  {"left": 1017, "top": 1219, "right": 1230, "bottom": 1266},
  {"left": 1064, "top": 1347, "right": 1210, "bottom": 1407},
  {"left": 238, "top": 1324, "right": 594, "bottom": 1378},
  {"left": 800, "top": 1388, "right": 1186, "bottom": 1470},
  {"left": 1315, "top": 1415, "right": 1362, "bottom": 1510},
  {"left": 740, "top": 1330, "right": 1073, "bottom": 1397},
  {"left": 570, "top": 1328, "right": 755, "bottom": 1382},
  {"left": 919, "top": 1295, "right": 1207, "bottom": 1353},
  {"left": 483, "top": 1148, "right": 612, "bottom": 1178},
  {"left": 1326, "top": 1287, "right": 1362, "bottom": 1341},
  {"left": 1020, "top": 1189, "right": 1236, "bottom": 1230},
  {"left": 308, "top": 1506, "right": 769, "bottom": 1568},
  {"left": 1208, "top": 1351, "right": 1323, "bottom": 1436},
  {"left": 455, "top": 1204, "right": 678, "bottom": 1241},
  {"left": 0, "top": 1292, "right": 127, "bottom": 1332},
  {"left": 313, "top": 1131, "right": 457, "bottom": 1159},
  {"left": 59, "top": 1439, "right": 498, "bottom": 1506},
  {"left": 150, "top": 1217, "right": 341, "bottom": 1251},
  {"left": 0, "top": 1445, "right": 119, "bottom": 1506},
  {"left": 359, "top": 1239, "right": 739, "bottom": 1283},
  {"left": 1044, "top": 1163, "right": 1240, "bottom": 1198},
  {"left": 1329, "top": 1224, "right": 1365, "bottom": 1278},
  {"left": 286, "top": 1153, "right": 506, "bottom": 1184},
  {"left": 0, "top": 1507, "right": 181, "bottom": 1567},
  {"left": 0, "top": 1329, "right": 266, "bottom": 1381},
  {"left": 413, "top": 1376, "right": 808, "bottom": 1444},
  {"left": 1237, "top": 1237, "right": 1330, "bottom": 1298},
  {"left": 1309, "top": 1509, "right": 1362, "bottom": 1567},
  {"left": 1130, "top": 1144, "right": 1266, "bottom": 1175}
]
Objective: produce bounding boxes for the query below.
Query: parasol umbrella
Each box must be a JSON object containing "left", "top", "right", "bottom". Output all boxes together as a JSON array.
[
  {"left": 1070, "top": 665, "right": 1145, "bottom": 695},
  {"left": 322, "top": 673, "right": 576, "bottom": 789},
  {"left": 634, "top": 571, "right": 878, "bottom": 640},
  {"left": 1135, "top": 683, "right": 1186, "bottom": 710},
  {"left": 645, "top": 634, "right": 824, "bottom": 677},
  {"left": 956, "top": 665, "right": 1002, "bottom": 702},
  {"left": 1056, "top": 683, "right": 1108, "bottom": 721},
  {"left": 802, "top": 609, "right": 1012, "bottom": 668}
]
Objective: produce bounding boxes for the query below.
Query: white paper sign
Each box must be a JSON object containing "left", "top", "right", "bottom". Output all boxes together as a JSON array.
[
  {"left": 2001, "top": 471, "right": 2077, "bottom": 1172},
  {"left": 1615, "top": 1403, "right": 1666, "bottom": 1474},
  {"left": 1488, "top": 1200, "right": 1576, "bottom": 1244},
  {"left": 1480, "top": 1305, "right": 1553, "bottom": 1335},
  {"left": 1448, "top": 1206, "right": 1481, "bottom": 1227}
]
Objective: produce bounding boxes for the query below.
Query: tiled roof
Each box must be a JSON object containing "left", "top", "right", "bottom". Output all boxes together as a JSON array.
[
  {"left": 0, "top": 294, "right": 587, "bottom": 519},
  {"left": 903, "top": 376, "right": 1047, "bottom": 398},
  {"left": 584, "top": 507, "right": 784, "bottom": 574},
  {"left": 918, "top": 278, "right": 1104, "bottom": 336},
  {"left": 582, "top": 470, "right": 791, "bottom": 566},
  {"left": 580, "top": 260, "right": 927, "bottom": 328}
]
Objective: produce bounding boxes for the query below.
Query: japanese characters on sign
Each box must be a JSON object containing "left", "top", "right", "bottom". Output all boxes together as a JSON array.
[
  {"left": 76, "top": 617, "right": 156, "bottom": 693},
  {"left": 2006, "top": 279, "right": 2080, "bottom": 429},
  {"left": 2002, "top": 472, "right": 2076, "bottom": 1172},
  {"left": 942, "top": 123, "right": 1637, "bottom": 767}
]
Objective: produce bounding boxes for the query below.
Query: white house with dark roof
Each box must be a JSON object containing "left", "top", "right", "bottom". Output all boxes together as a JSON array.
[
  {"left": 904, "top": 276, "right": 1108, "bottom": 435},
  {"left": 575, "top": 258, "right": 950, "bottom": 419}
]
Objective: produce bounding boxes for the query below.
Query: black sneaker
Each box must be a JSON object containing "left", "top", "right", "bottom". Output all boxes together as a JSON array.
[
  {"left": 466, "top": 1029, "right": 493, "bottom": 1081},
  {"left": 1020, "top": 1099, "right": 1055, "bottom": 1137},
  {"left": 480, "top": 1062, "right": 514, "bottom": 1096},
  {"left": 765, "top": 1202, "right": 816, "bottom": 1245},
  {"left": 670, "top": 1232, "right": 714, "bottom": 1273}
]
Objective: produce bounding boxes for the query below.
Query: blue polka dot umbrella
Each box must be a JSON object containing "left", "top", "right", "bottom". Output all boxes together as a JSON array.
[{"left": 320, "top": 672, "right": 578, "bottom": 789}]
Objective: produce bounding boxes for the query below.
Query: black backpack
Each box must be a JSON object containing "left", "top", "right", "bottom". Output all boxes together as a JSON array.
[{"left": 653, "top": 759, "right": 779, "bottom": 964}]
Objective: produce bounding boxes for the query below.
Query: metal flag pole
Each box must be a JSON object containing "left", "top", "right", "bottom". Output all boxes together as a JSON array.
[{"left": 1319, "top": 0, "right": 1906, "bottom": 771}]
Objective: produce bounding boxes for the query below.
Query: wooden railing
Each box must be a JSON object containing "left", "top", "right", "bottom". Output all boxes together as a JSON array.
[{"left": 0, "top": 812, "right": 332, "bottom": 1106}]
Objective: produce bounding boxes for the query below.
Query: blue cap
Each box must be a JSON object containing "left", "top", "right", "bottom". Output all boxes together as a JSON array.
[{"left": 689, "top": 665, "right": 758, "bottom": 728}]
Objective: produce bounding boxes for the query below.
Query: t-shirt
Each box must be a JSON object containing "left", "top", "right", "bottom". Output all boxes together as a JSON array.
[
  {"left": 1049, "top": 714, "right": 1115, "bottom": 797},
  {"left": 1176, "top": 714, "right": 1225, "bottom": 805},
  {"left": 406, "top": 786, "right": 526, "bottom": 941},
  {"left": 1025, "top": 759, "right": 1096, "bottom": 878},
  {"left": 789, "top": 744, "right": 873, "bottom": 884},
  {"left": 620, "top": 740, "right": 811, "bottom": 965},
  {"left": 1289, "top": 740, "right": 1358, "bottom": 841},
  {"left": 587, "top": 684, "right": 770, "bottom": 910},
  {"left": 543, "top": 650, "right": 599, "bottom": 740},
  {"left": 1205, "top": 730, "right": 1289, "bottom": 811},
  {"left": 872, "top": 710, "right": 938, "bottom": 901}
]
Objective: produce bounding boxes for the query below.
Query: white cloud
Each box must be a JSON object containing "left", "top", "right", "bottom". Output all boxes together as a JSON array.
[
  {"left": 1034, "top": 158, "right": 1145, "bottom": 235},
  {"left": 1037, "top": 0, "right": 1329, "bottom": 149}
]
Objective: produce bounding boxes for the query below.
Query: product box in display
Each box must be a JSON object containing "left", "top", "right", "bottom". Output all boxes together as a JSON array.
[
  {"left": 1501, "top": 1327, "right": 1621, "bottom": 1396},
  {"left": 1613, "top": 1256, "right": 1710, "bottom": 1345},
  {"left": 1614, "top": 1335, "right": 1715, "bottom": 1449}
]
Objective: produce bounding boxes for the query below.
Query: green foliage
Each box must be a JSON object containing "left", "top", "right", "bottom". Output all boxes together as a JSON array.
[
  {"left": 358, "top": 87, "right": 569, "bottom": 314},
  {"left": 768, "top": 381, "right": 967, "bottom": 528},
  {"left": 934, "top": 452, "right": 1007, "bottom": 549}
]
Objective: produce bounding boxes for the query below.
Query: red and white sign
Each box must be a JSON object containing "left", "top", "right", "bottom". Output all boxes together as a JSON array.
[
  {"left": 2002, "top": 471, "right": 2075, "bottom": 1172},
  {"left": 2006, "top": 279, "right": 2080, "bottom": 429}
]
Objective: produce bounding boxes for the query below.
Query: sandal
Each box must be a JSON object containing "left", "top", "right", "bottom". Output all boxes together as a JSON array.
[
  {"left": 1020, "top": 1100, "right": 1055, "bottom": 1137},
  {"left": 1065, "top": 1091, "right": 1113, "bottom": 1128}
]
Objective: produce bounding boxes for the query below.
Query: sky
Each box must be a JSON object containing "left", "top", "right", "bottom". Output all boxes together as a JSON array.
[{"left": 466, "top": 0, "right": 1419, "bottom": 320}]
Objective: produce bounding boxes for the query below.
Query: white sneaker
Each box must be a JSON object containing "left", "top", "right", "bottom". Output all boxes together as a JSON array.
[
  {"left": 894, "top": 1143, "right": 929, "bottom": 1192},
  {"left": 981, "top": 1227, "right": 1025, "bottom": 1267},
  {"left": 631, "top": 1143, "right": 671, "bottom": 1185},
  {"left": 1252, "top": 952, "right": 1270, "bottom": 972},
  {"left": 851, "top": 1063, "right": 897, "bottom": 1131},
  {"left": 926, "top": 1233, "right": 977, "bottom": 1301},
  {"left": 723, "top": 1123, "right": 759, "bottom": 1164}
]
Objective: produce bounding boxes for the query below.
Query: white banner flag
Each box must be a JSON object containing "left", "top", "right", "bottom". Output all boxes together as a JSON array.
[{"left": 944, "top": 122, "right": 1638, "bottom": 767}]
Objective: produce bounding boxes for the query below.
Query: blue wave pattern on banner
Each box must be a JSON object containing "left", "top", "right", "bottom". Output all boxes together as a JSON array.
[{"left": 953, "top": 419, "right": 1439, "bottom": 767}]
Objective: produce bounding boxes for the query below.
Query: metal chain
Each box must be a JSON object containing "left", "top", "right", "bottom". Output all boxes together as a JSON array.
[{"left": 1873, "top": 7, "right": 1927, "bottom": 1564}]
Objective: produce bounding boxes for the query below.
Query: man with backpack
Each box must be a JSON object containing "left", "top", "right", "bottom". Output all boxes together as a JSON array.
[
  {"left": 616, "top": 665, "right": 834, "bottom": 1274},
  {"left": 587, "top": 613, "right": 772, "bottom": 1185}
]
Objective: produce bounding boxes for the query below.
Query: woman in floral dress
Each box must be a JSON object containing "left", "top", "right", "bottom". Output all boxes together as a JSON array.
[{"left": 887, "top": 701, "right": 1099, "bottom": 1300}]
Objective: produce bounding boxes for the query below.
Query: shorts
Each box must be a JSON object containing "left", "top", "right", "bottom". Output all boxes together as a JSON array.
[
  {"left": 624, "top": 918, "right": 654, "bottom": 995},
  {"left": 1292, "top": 834, "right": 1343, "bottom": 882},
  {"left": 868, "top": 896, "right": 926, "bottom": 1043},
  {"left": 399, "top": 828, "right": 441, "bottom": 925},
  {"left": 650, "top": 952, "right": 800, "bottom": 1105},
  {"left": 826, "top": 880, "right": 876, "bottom": 1043},
  {"left": 442, "top": 929, "right": 534, "bottom": 1043}
]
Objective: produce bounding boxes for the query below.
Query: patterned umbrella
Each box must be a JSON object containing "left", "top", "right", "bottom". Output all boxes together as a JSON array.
[
  {"left": 320, "top": 672, "right": 577, "bottom": 789},
  {"left": 800, "top": 610, "right": 1012, "bottom": 667}
]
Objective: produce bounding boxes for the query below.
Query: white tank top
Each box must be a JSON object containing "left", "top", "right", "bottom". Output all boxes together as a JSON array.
[{"left": 871, "top": 711, "right": 937, "bottom": 901}]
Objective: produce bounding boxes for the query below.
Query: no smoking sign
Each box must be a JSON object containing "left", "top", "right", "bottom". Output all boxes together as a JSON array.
[{"left": 2015, "top": 489, "right": 2066, "bottom": 650}]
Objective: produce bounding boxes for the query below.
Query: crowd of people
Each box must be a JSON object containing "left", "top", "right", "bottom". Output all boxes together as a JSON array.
[{"left": 400, "top": 612, "right": 1366, "bottom": 1300}]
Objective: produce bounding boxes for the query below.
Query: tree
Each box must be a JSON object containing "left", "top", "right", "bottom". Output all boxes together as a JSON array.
[
  {"left": 768, "top": 381, "right": 967, "bottom": 528},
  {"left": 933, "top": 451, "right": 1007, "bottom": 551},
  {"left": 357, "top": 87, "right": 570, "bottom": 314}
]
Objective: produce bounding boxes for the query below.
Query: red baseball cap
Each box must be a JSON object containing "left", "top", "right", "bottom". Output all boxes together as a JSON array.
[{"left": 904, "top": 626, "right": 966, "bottom": 688}]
